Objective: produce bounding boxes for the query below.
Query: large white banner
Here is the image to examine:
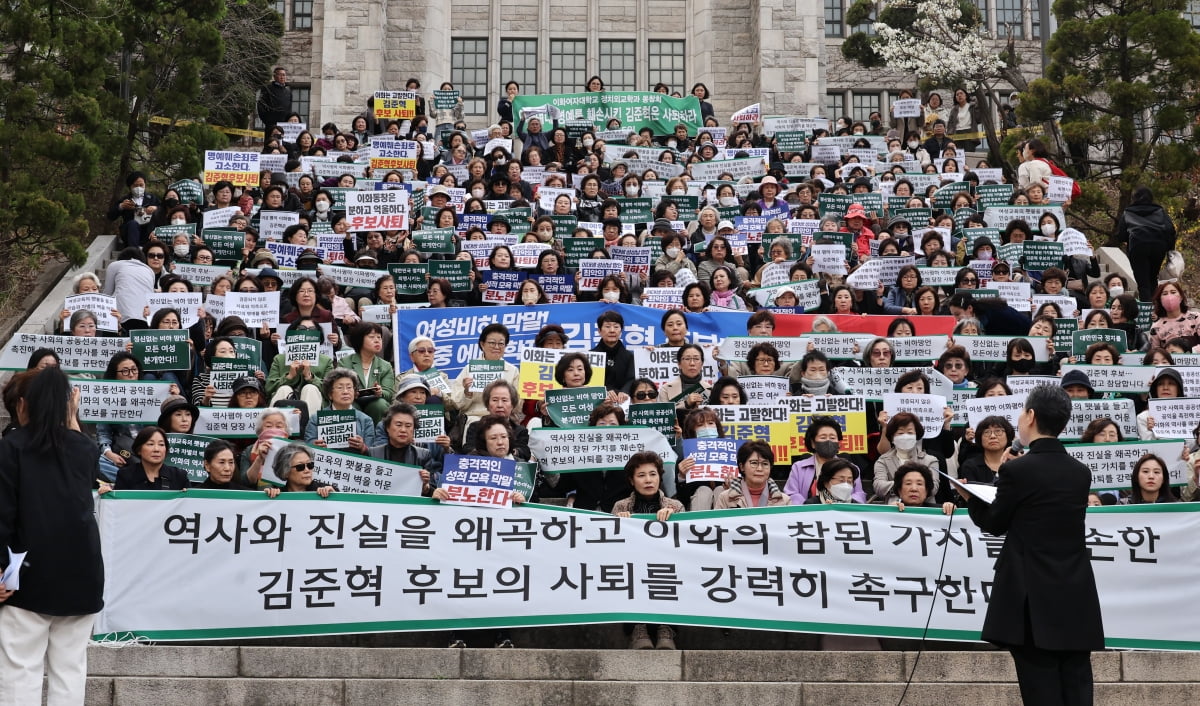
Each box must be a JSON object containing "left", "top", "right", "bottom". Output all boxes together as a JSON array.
[{"left": 93, "top": 497, "right": 1200, "bottom": 650}]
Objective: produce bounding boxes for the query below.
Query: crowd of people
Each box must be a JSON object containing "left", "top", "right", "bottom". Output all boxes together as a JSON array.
[{"left": 1, "top": 73, "right": 1199, "bottom": 672}]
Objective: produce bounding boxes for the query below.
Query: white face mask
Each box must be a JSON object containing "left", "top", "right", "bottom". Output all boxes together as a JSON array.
[
  {"left": 471, "top": 189, "right": 485, "bottom": 199},
  {"left": 1109, "top": 285, "right": 1124, "bottom": 298},
  {"left": 625, "top": 186, "right": 639, "bottom": 196},
  {"left": 667, "top": 140, "right": 678, "bottom": 149},
  {"left": 695, "top": 426, "right": 719, "bottom": 439},
  {"left": 1041, "top": 223, "right": 1057, "bottom": 237},
  {"left": 522, "top": 293, "right": 539, "bottom": 304},
  {"left": 582, "top": 139, "right": 594, "bottom": 147},
  {"left": 131, "top": 186, "right": 145, "bottom": 198},
  {"left": 908, "top": 141, "right": 919, "bottom": 149},
  {"left": 670, "top": 189, "right": 686, "bottom": 196},
  {"left": 602, "top": 290, "right": 620, "bottom": 302},
  {"left": 171, "top": 218, "right": 186, "bottom": 226},
  {"left": 719, "top": 196, "right": 739, "bottom": 207},
  {"left": 665, "top": 247, "right": 680, "bottom": 258},
  {"left": 315, "top": 200, "right": 330, "bottom": 212},
  {"left": 894, "top": 433, "right": 918, "bottom": 451},
  {"left": 830, "top": 482, "right": 854, "bottom": 502},
  {"left": 173, "top": 245, "right": 190, "bottom": 257}
]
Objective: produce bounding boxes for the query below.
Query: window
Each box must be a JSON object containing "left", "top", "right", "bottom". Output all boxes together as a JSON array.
[
  {"left": 270, "top": 0, "right": 284, "bottom": 18},
  {"left": 648, "top": 40, "right": 685, "bottom": 93},
  {"left": 550, "top": 40, "right": 587, "bottom": 94},
  {"left": 291, "top": 85, "right": 311, "bottom": 126},
  {"left": 971, "top": 0, "right": 988, "bottom": 34},
  {"left": 825, "top": 0, "right": 844, "bottom": 37},
  {"left": 996, "top": 0, "right": 1023, "bottom": 38},
  {"left": 1030, "top": 0, "right": 1042, "bottom": 39},
  {"left": 291, "top": 0, "right": 311, "bottom": 30},
  {"left": 852, "top": 93, "right": 880, "bottom": 122},
  {"left": 599, "top": 40, "right": 636, "bottom": 91},
  {"left": 851, "top": 1, "right": 877, "bottom": 36},
  {"left": 451, "top": 38, "right": 489, "bottom": 115},
  {"left": 826, "top": 92, "right": 845, "bottom": 119},
  {"left": 1187, "top": 1, "right": 1200, "bottom": 30},
  {"left": 500, "top": 39, "right": 537, "bottom": 95}
]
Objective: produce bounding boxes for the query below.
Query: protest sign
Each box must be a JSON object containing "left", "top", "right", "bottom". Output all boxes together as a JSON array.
[
  {"left": 739, "top": 375, "right": 790, "bottom": 404},
  {"left": 381, "top": 263, "right": 425, "bottom": 296},
  {"left": 412, "top": 227, "right": 457, "bottom": 255},
  {"left": 719, "top": 336, "right": 807, "bottom": 363},
  {"left": 1061, "top": 398, "right": 1138, "bottom": 440},
  {"left": 429, "top": 260, "right": 472, "bottom": 292},
  {"left": 413, "top": 404, "right": 445, "bottom": 443},
  {"left": 511, "top": 243, "right": 550, "bottom": 269},
  {"left": 373, "top": 90, "right": 417, "bottom": 119},
  {"left": 284, "top": 328, "right": 321, "bottom": 365},
  {"left": 318, "top": 264, "right": 386, "bottom": 290},
  {"left": 530, "top": 274, "right": 576, "bottom": 303},
  {"left": 993, "top": 282, "right": 1032, "bottom": 311},
  {"left": 345, "top": 190, "right": 409, "bottom": 232},
  {"left": 731, "top": 103, "right": 760, "bottom": 123},
  {"left": 1146, "top": 399, "right": 1200, "bottom": 440},
  {"left": 1046, "top": 176, "right": 1075, "bottom": 203},
  {"left": 528, "top": 426, "right": 677, "bottom": 473},
  {"left": 544, "top": 386, "right": 608, "bottom": 428},
  {"left": 203, "top": 150, "right": 259, "bottom": 187},
  {"left": 1060, "top": 364, "right": 1157, "bottom": 394},
  {"left": 314, "top": 410, "right": 357, "bottom": 449},
  {"left": 146, "top": 292, "right": 203, "bottom": 328},
  {"left": 0, "top": 333, "right": 129, "bottom": 373},
  {"left": 1066, "top": 440, "right": 1186, "bottom": 490},
  {"left": 838, "top": 367, "right": 955, "bottom": 400},
  {"left": 1022, "top": 240, "right": 1065, "bottom": 271},
  {"left": 64, "top": 294, "right": 120, "bottom": 332},
  {"left": 172, "top": 263, "right": 228, "bottom": 288},
  {"left": 628, "top": 402, "right": 677, "bottom": 444},
  {"left": 209, "top": 359, "right": 256, "bottom": 395},
  {"left": 168, "top": 179, "right": 203, "bottom": 205},
  {"left": 633, "top": 346, "right": 719, "bottom": 388},
  {"left": 193, "top": 407, "right": 301, "bottom": 438},
  {"left": 882, "top": 394, "right": 947, "bottom": 439},
  {"left": 888, "top": 335, "right": 950, "bottom": 362},
  {"left": 1072, "top": 328, "right": 1128, "bottom": 356},
  {"left": 796, "top": 333, "right": 864, "bottom": 360},
  {"left": 263, "top": 242, "right": 326, "bottom": 269},
  {"left": 165, "top": 433, "right": 220, "bottom": 484},
  {"left": 517, "top": 347, "right": 606, "bottom": 401},
  {"left": 200, "top": 226, "right": 245, "bottom": 262},
  {"left": 225, "top": 292, "right": 281, "bottom": 329},
  {"left": 480, "top": 270, "right": 526, "bottom": 304},
  {"left": 952, "top": 335, "right": 1050, "bottom": 362},
  {"left": 440, "top": 455, "right": 517, "bottom": 508},
  {"left": 257, "top": 211, "right": 299, "bottom": 242},
  {"left": 258, "top": 437, "right": 424, "bottom": 495},
  {"left": 892, "top": 98, "right": 922, "bottom": 118},
  {"left": 812, "top": 244, "right": 847, "bottom": 275},
  {"left": 916, "top": 267, "right": 960, "bottom": 287},
  {"left": 959, "top": 394, "right": 1028, "bottom": 431},
  {"left": 609, "top": 246, "right": 652, "bottom": 278},
  {"left": 682, "top": 438, "right": 742, "bottom": 482},
  {"left": 370, "top": 140, "right": 419, "bottom": 171},
  {"left": 577, "top": 259, "right": 624, "bottom": 291},
  {"left": 511, "top": 92, "right": 702, "bottom": 134},
  {"left": 71, "top": 379, "right": 175, "bottom": 424},
  {"left": 130, "top": 329, "right": 191, "bottom": 371},
  {"left": 92, "top": 494, "right": 1200, "bottom": 649}
]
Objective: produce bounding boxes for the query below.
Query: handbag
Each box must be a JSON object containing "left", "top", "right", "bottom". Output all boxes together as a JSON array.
[{"left": 1159, "top": 250, "right": 1185, "bottom": 281}]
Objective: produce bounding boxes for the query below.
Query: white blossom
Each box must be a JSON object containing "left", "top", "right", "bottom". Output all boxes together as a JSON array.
[{"left": 872, "top": 0, "right": 1007, "bottom": 85}]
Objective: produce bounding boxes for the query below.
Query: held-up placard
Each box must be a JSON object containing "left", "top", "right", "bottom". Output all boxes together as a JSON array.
[
  {"left": 1147, "top": 398, "right": 1200, "bottom": 440},
  {"left": 882, "top": 394, "right": 947, "bottom": 439},
  {"left": 739, "top": 375, "right": 790, "bottom": 404},
  {"left": 146, "top": 292, "right": 203, "bottom": 328},
  {"left": 203, "top": 151, "right": 260, "bottom": 187},
  {"left": 131, "top": 329, "right": 191, "bottom": 371},
  {"left": 345, "top": 190, "right": 410, "bottom": 232},
  {"left": 71, "top": 378, "right": 175, "bottom": 425},
  {"left": 682, "top": 438, "right": 743, "bottom": 483},
  {"left": 225, "top": 292, "right": 281, "bottom": 329},
  {"left": 959, "top": 394, "right": 1028, "bottom": 431},
  {"left": 64, "top": 294, "right": 120, "bottom": 332},
  {"left": 315, "top": 410, "right": 357, "bottom": 449},
  {"left": 441, "top": 455, "right": 517, "bottom": 508},
  {"left": 284, "top": 328, "right": 322, "bottom": 366},
  {"left": 1062, "top": 398, "right": 1137, "bottom": 440}
]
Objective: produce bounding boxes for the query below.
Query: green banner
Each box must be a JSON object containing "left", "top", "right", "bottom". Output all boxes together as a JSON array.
[
  {"left": 1072, "top": 328, "right": 1128, "bottom": 356},
  {"left": 165, "top": 433, "right": 220, "bottom": 483},
  {"left": 564, "top": 237, "right": 604, "bottom": 269},
  {"left": 511, "top": 91, "right": 703, "bottom": 135},
  {"left": 1022, "top": 240, "right": 1064, "bottom": 271},
  {"left": 387, "top": 263, "right": 429, "bottom": 296},
  {"left": 433, "top": 90, "right": 460, "bottom": 111},
  {"left": 202, "top": 228, "right": 244, "bottom": 263},
  {"left": 544, "top": 386, "right": 608, "bottom": 428},
  {"left": 628, "top": 402, "right": 678, "bottom": 444},
  {"left": 412, "top": 228, "right": 457, "bottom": 255},
  {"left": 429, "top": 260, "right": 472, "bottom": 292},
  {"left": 131, "top": 329, "right": 191, "bottom": 371},
  {"left": 613, "top": 197, "right": 655, "bottom": 224}
]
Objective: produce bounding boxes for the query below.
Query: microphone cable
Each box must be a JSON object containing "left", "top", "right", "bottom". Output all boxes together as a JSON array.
[{"left": 896, "top": 507, "right": 956, "bottom": 706}]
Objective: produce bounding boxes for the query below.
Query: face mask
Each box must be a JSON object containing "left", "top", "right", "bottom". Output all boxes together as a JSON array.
[
  {"left": 1010, "top": 358, "right": 1035, "bottom": 373},
  {"left": 233, "top": 189, "right": 243, "bottom": 199},
  {"left": 582, "top": 139, "right": 594, "bottom": 147},
  {"left": 719, "top": 196, "right": 739, "bottom": 207},
  {"left": 522, "top": 293, "right": 539, "bottom": 304},
  {"left": 173, "top": 245, "right": 190, "bottom": 257},
  {"left": 625, "top": 186, "right": 639, "bottom": 196},
  {"left": 852, "top": 131, "right": 864, "bottom": 136},
  {"left": 908, "top": 141, "right": 919, "bottom": 150},
  {"left": 1040, "top": 223, "right": 1057, "bottom": 237},
  {"left": 978, "top": 250, "right": 993, "bottom": 261},
  {"left": 1161, "top": 293, "right": 1182, "bottom": 312},
  {"left": 131, "top": 186, "right": 145, "bottom": 198},
  {"left": 315, "top": 200, "right": 330, "bottom": 213},
  {"left": 667, "top": 140, "right": 678, "bottom": 149},
  {"left": 471, "top": 189, "right": 486, "bottom": 199},
  {"left": 171, "top": 218, "right": 187, "bottom": 226},
  {"left": 665, "top": 247, "right": 680, "bottom": 258},
  {"left": 495, "top": 157, "right": 506, "bottom": 165},
  {"left": 602, "top": 290, "right": 620, "bottom": 302},
  {"left": 695, "top": 426, "right": 719, "bottom": 439},
  {"left": 813, "top": 440, "right": 840, "bottom": 458},
  {"left": 1108, "top": 285, "right": 1124, "bottom": 298},
  {"left": 830, "top": 482, "right": 854, "bottom": 502},
  {"left": 163, "top": 198, "right": 179, "bottom": 209},
  {"left": 670, "top": 189, "right": 686, "bottom": 196},
  {"left": 893, "top": 434, "right": 918, "bottom": 451}
]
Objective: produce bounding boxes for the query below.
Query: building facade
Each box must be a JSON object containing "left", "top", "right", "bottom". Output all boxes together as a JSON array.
[{"left": 270, "top": 0, "right": 1049, "bottom": 131}]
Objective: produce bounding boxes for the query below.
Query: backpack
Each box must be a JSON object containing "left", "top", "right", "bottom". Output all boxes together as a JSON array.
[{"left": 1039, "top": 158, "right": 1082, "bottom": 200}]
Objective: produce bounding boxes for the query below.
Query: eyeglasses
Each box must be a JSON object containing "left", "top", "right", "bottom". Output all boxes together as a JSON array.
[
  {"left": 147, "top": 253, "right": 165, "bottom": 259},
  {"left": 942, "top": 361, "right": 965, "bottom": 370},
  {"left": 634, "top": 390, "right": 658, "bottom": 400},
  {"left": 961, "top": 277, "right": 978, "bottom": 284},
  {"left": 412, "top": 348, "right": 435, "bottom": 354},
  {"left": 290, "top": 462, "right": 315, "bottom": 471},
  {"left": 484, "top": 339, "right": 507, "bottom": 347},
  {"left": 116, "top": 367, "right": 139, "bottom": 375},
  {"left": 871, "top": 350, "right": 891, "bottom": 358},
  {"left": 980, "top": 428, "right": 1007, "bottom": 438},
  {"left": 744, "top": 459, "right": 772, "bottom": 469}
]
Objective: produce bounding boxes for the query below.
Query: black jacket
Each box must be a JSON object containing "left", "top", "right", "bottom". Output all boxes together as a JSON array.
[
  {"left": 967, "top": 437, "right": 1104, "bottom": 651},
  {"left": 1116, "top": 203, "right": 1176, "bottom": 250},
  {"left": 114, "top": 462, "right": 192, "bottom": 491},
  {"left": 591, "top": 340, "right": 635, "bottom": 393},
  {"left": 0, "top": 428, "right": 104, "bottom": 615},
  {"left": 257, "top": 81, "right": 292, "bottom": 128}
]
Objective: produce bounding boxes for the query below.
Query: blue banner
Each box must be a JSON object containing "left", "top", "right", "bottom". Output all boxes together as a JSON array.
[{"left": 395, "top": 303, "right": 751, "bottom": 379}]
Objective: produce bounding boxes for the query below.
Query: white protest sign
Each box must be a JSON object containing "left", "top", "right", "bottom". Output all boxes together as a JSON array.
[
  {"left": 632, "top": 347, "right": 719, "bottom": 386},
  {"left": 314, "top": 410, "right": 357, "bottom": 449},
  {"left": 317, "top": 264, "right": 387, "bottom": 289},
  {"left": 1046, "top": 176, "right": 1075, "bottom": 202},
  {"left": 1062, "top": 398, "right": 1138, "bottom": 440},
  {"left": 845, "top": 259, "right": 881, "bottom": 290},
  {"left": 812, "top": 244, "right": 847, "bottom": 275},
  {"left": 882, "top": 394, "right": 947, "bottom": 439},
  {"left": 201, "top": 206, "right": 243, "bottom": 232},
  {"left": 257, "top": 211, "right": 299, "bottom": 242},
  {"left": 528, "top": 426, "right": 677, "bottom": 473},
  {"left": 259, "top": 437, "right": 424, "bottom": 494},
  {"left": 739, "top": 375, "right": 790, "bottom": 404},
  {"left": 1060, "top": 364, "right": 1157, "bottom": 395},
  {"left": 70, "top": 379, "right": 175, "bottom": 424},
  {"left": 730, "top": 103, "right": 760, "bottom": 123},
  {"left": 1031, "top": 294, "right": 1077, "bottom": 319},
  {"left": 1059, "top": 228, "right": 1094, "bottom": 257},
  {"left": 225, "top": 291, "right": 281, "bottom": 329},
  {"left": 1066, "top": 440, "right": 1186, "bottom": 491},
  {"left": 1147, "top": 399, "right": 1200, "bottom": 440},
  {"left": 959, "top": 394, "right": 1027, "bottom": 431},
  {"left": 64, "top": 294, "right": 120, "bottom": 332},
  {"left": 892, "top": 99, "right": 922, "bottom": 118},
  {"left": 277, "top": 122, "right": 306, "bottom": 143},
  {"left": 798, "top": 333, "right": 865, "bottom": 360},
  {"left": 718, "top": 337, "right": 807, "bottom": 363},
  {"left": 172, "top": 263, "right": 229, "bottom": 288},
  {"left": 1003, "top": 375, "right": 1061, "bottom": 396},
  {"left": 994, "top": 282, "right": 1032, "bottom": 311},
  {"left": 0, "top": 333, "right": 130, "bottom": 373},
  {"left": 839, "top": 367, "right": 955, "bottom": 400},
  {"left": 953, "top": 335, "right": 1050, "bottom": 363},
  {"left": 344, "top": 190, "right": 410, "bottom": 232},
  {"left": 193, "top": 406, "right": 302, "bottom": 438},
  {"left": 146, "top": 292, "right": 203, "bottom": 328},
  {"left": 576, "top": 259, "right": 624, "bottom": 291}
]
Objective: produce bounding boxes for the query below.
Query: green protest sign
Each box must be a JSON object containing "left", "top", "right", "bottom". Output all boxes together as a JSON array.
[
  {"left": 513, "top": 462, "right": 537, "bottom": 500},
  {"left": 131, "top": 329, "right": 191, "bottom": 371},
  {"left": 998, "top": 242, "right": 1023, "bottom": 266},
  {"left": 550, "top": 215, "right": 579, "bottom": 240},
  {"left": 166, "top": 433, "right": 220, "bottom": 483},
  {"left": 203, "top": 228, "right": 244, "bottom": 263},
  {"left": 1136, "top": 301, "right": 1153, "bottom": 330},
  {"left": 284, "top": 328, "right": 322, "bottom": 365},
  {"left": 887, "top": 197, "right": 911, "bottom": 212},
  {"left": 387, "top": 263, "right": 428, "bottom": 296},
  {"left": 613, "top": 197, "right": 654, "bottom": 224},
  {"left": 628, "top": 402, "right": 678, "bottom": 444},
  {"left": 429, "top": 260, "right": 472, "bottom": 292},
  {"left": 511, "top": 91, "right": 703, "bottom": 135},
  {"left": 153, "top": 223, "right": 197, "bottom": 242},
  {"left": 975, "top": 184, "right": 1014, "bottom": 208},
  {"left": 812, "top": 231, "right": 854, "bottom": 252},
  {"left": 1072, "top": 328, "right": 1128, "bottom": 356},
  {"left": 209, "top": 358, "right": 256, "bottom": 394},
  {"left": 1022, "top": 240, "right": 1064, "bottom": 271},
  {"left": 412, "top": 228, "right": 456, "bottom": 255},
  {"left": 325, "top": 187, "right": 353, "bottom": 210},
  {"left": 715, "top": 205, "right": 742, "bottom": 221},
  {"left": 315, "top": 409, "right": 357, "bottom": 449},
  {"left": 666, "top": 194, "right": 700, "bottom": 217},
  {"left": 962, "top": 228, "right": 1002, "bottom": 251},
  {"left": 564, "top": 237, "right": 604, "bottom": 269},
  {"left": 169, "top": 179, "right": 204, "bottom": 205},
  {"left": 413, "top": 404, "right": 445, "bottom": 443},
  {"left": 892, "top": 208, "right": 932, "bottom": 224},
  {"left": 228, "top": 336, "right": 263, "bottom": 367},
  {"left": 967, "top": 288, "right": 1001, "bottom": 301},
  {"left": 819, "top": 193, "right": 882, "bottom": 219},
  {"left": 774, "top": 131, "right": 808, "bottom": 152},
  {"left": 433, "top": 90, "right": 460, "bottom": 111},
  {"left": 932, "top": 182, "right": 971, "bottom": 209},
  {"left": 544, "top": 386, "right": 607, "bottom": 428}
]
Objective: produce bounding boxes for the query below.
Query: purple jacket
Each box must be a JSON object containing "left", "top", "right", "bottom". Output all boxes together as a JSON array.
[{"left": 784, "top": 455, "right": 867, "bottom": 504}]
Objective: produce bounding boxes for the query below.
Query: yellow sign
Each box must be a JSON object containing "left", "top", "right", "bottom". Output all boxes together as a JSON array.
[
  {"left": 374, "top": 91, "right": 418, "bottom": 120},
  {"left": 722, "top": 411, "right": 868, "bottom": 466},
  {"left": 518, "top": 360, "right": 606, "bottom": 401}
]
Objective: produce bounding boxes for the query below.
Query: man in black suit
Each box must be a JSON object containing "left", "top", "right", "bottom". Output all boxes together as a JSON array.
[{"left": 961, "top": 384, "right": 1104, "bottom": 705}]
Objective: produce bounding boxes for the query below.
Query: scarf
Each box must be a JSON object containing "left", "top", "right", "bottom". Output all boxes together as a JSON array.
[
  {"left": 711, "top": 289, "right": 736, "bottom": 308},
  {"left": 798, "top": 376, "right": 831, "bottom": 395},
  {"left": 632, "top": 491, "right": 664, "bottom": 514},
  {"left": 730, "top": 477, "right": 779, "bottom": 507}
]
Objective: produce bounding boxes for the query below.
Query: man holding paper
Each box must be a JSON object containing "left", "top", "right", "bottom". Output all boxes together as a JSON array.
[{"left": 961, "top": 384, "right": 1103, "bottom": 705}]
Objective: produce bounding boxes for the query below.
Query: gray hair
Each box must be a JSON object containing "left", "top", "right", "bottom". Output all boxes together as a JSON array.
[
  {"left": 72, "top": 272, "right": 101, "bottom": 293},
  {"left": 811, "top": 316, "right": 838, "bottom": 333},
  {"left": 272, "top": 442, "right": 312, "bottom": 482},
  {"left": 322, "top": 368, "right": 361, "bottom": 400},
  {"left": 768, "top": 236, "right": 792, "bottom": 259},
  {"left": 480, "top": 380, "right": 519, "bottom": 416},
  {"left": 69, "top": 309, "right": 97, "bottom": 331},
  {"left": 254, "top": 408, "right": 289, "bottom": 436}
]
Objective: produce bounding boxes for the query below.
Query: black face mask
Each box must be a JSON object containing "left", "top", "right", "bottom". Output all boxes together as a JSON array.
[
  {"left": 1010, "top": 358, "right": 1035, "bottom": 373},
  {"left": 162, "top": 198, "right": 179, "bottom": 209}
]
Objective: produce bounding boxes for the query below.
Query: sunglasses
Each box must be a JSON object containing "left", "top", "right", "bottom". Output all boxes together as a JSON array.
[
  {"left": 147, "top": 253, "right": 166, "bottom": 259},
  {"left": 634, "top": 390, "right": 658, "bottom": 400},
  {"left": 291, "top": 462, "right": 315, "bottom": 471}
]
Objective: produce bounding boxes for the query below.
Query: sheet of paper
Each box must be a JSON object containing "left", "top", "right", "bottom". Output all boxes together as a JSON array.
[
  {"left": 938, "top": 471, "right": 997, "bottom": 505},
  {"left": 2, "top": 549, "right": 26, "bottom": 590}
]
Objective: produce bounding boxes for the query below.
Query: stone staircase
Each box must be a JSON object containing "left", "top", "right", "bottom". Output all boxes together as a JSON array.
[{"left": 76, "top": 644, "right": 1197, "bottom": 705}]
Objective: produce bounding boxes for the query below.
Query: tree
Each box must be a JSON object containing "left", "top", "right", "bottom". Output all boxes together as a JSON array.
[
  {"left": 0, "top": 0, "right": 121, "bottom": 270},
  {"left": 1019, "top": 0, "right": 1200, "bottom": 227},
  {"left": 203, "top": 0, "right": 285, "bottom": 132},
  {"left": 841, "top": 0, "right": 1032, "bottom": 171}
]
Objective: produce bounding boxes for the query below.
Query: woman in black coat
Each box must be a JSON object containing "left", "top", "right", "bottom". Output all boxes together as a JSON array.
[{"left": 1113, "top": 186, "right": 1177, "bottom": 301}]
